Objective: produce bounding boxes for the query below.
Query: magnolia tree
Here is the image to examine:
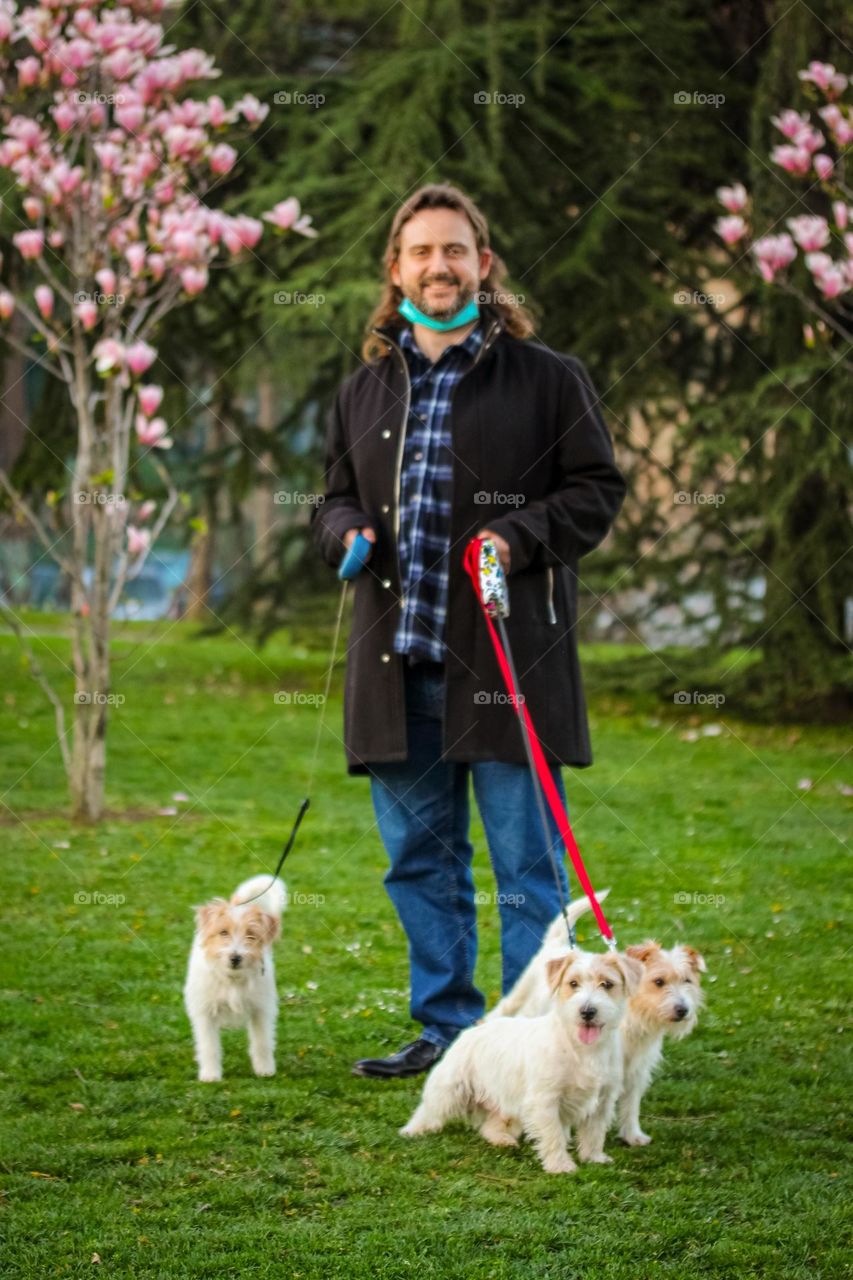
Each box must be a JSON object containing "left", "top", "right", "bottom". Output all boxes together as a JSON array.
[
  {"left": 713, "top": 60, "right": 852, "bottom": 363},
  {"left": 0, "top": 0, "right": 316, "bottom": 821}
]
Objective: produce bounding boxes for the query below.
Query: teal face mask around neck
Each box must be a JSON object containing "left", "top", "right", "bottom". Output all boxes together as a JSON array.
[{"left": 398, "top": 294, "right": 480, "bottom": 332}]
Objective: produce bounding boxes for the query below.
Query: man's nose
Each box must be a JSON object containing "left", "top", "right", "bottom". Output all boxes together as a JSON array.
[{"left": 426, "top": 250, "right": 452, "bottom": 274}]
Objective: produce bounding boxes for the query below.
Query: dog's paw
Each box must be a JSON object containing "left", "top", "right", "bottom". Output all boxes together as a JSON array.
[
  {"left": 252, "top": 1059, "right": 276, "bottom": 1077},
  {"left": 483, "top": 1130, "right": 519, "bottom": 1148},
  {"left": 620, "top": 1130, "right": 652, "bottom": 1146},
  {"left": 541, "top": 1154, "right": 577, "bottom": 1174},
  {"left": 581, "top": 1151, "right": 613, "bottom": 1164},
  {"left": 198, "top": 1070, "right": 222, "bottom": 1083}
]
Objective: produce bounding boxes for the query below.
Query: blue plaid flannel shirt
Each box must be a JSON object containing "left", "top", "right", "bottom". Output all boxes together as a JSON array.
[{"left": 393, "top": 321, "right": 486, "bottom": 663}]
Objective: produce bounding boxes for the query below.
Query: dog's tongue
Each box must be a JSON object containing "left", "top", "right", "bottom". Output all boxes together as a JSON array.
[{"left": 579, "top": 1024, "right": 602, "bottom": 1044}]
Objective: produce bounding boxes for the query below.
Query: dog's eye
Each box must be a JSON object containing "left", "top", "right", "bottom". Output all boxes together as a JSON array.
[
  {"left": 683, "top": 977, "right": 693, "bottom": 984},
  {"left": 219, "top": 929, "right": 230, "bottom": 937},
  {"left": 654, "top": 977, "right": 666, "bottom": 987},
  {"left": 245, "top": 935, "right": 256, "bottom": 943},
  {"left": 568, "top": 980, "right": 579, "bottom": 989},
  {"left": 600, "top": 980, "right": 614, "bottom": 990}
]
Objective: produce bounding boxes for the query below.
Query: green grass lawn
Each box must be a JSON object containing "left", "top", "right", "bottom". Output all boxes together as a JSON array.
[{"left": 0, "top": 616, "right": 850, "bottom": 1278}]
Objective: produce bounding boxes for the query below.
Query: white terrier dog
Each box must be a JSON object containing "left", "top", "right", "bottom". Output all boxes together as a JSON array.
[
  {"left": 400, "top": 947, "right": 641, "bottom": 1173},
  {"left": 183, "top": 875, "right": 286, "bottom": 1083},
  {"left": 489, "top": 915, "right": 706, "bottom": 1147}
]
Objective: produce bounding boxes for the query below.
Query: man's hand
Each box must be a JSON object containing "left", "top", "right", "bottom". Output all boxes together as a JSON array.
[
  {"left": 343, "top": 527, "right": 376, "bottom": 560},
  {"left": 477, "top": 528, "right": 510, "bottom": 575}
]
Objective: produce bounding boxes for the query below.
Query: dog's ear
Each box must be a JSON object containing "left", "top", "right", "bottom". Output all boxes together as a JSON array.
[
  {"left": 194, "top": 899, "right": 228, "bottom": 932},
  {"left": 194, "top": 903, "right": 215, "bottom": 930},
  {"left": 242, "top": 907, "right": 280, "bottom": 945},
  {"left": 625, "top": 940, "right": 660, "bottom": 965},
  {"left": 603, "top": 952, "right": 643, "bottom": 996},
  {"left": 258, "top": 910, "right": 280, "bottom": 945},
  {"left": 682, "top": 944, "right": 707, "bottom": 974},
  {"left": 545, "top": 955, "right": 573, "bottom": 992}
]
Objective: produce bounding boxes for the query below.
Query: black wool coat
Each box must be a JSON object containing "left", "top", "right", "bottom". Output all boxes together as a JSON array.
[{"left": 311, "top": 314, "right": 627, "bottom": 776}]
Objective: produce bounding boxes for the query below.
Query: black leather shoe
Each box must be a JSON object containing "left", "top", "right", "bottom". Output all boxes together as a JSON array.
[{"left": 352, "top": 1038, "right": 446, "bottom": 1079}]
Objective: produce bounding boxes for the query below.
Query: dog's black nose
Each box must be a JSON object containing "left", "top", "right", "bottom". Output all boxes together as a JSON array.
[
  {"left": 673, "top": 1003, "right": 688, "bottom": 1020},
  {"left": 580, "top": 1005, "right": 598, "bottom": 1023},
  {"left": 229, "top": 954, "right": 242, "bottom": 968}
]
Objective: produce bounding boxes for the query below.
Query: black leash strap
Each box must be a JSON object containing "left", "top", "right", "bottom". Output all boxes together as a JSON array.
[{"left": 235, "top": 797, "right": 311, "bottom": 906}]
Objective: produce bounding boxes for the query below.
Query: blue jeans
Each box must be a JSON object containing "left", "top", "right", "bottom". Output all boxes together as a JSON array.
[{"left": 368, "top": 662, "right": 571, "bottom": 1049}]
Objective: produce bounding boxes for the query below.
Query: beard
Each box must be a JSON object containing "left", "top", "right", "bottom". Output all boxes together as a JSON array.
[{"left": 405, "top": 276, "right": 477, "bottom": 321}]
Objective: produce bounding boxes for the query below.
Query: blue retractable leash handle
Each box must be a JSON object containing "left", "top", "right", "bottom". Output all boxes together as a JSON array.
[{"left": 338, "top": 531, "right": 372, "bottom": 581}]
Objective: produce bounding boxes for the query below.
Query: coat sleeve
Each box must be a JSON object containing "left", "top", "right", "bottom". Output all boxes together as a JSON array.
[
  {"left": 310, "top": 385, "right": 372, "bottom": 569},
  {"left": 484, "top": 356, "right": 626, "bottom": 575}
]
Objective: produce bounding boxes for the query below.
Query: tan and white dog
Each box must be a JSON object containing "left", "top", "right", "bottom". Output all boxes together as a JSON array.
[
  {"left": 400, "top": 946, "right": 641, "bottom": 1173},
  {"left": 617, "top": 940, "right": 706, "bottom": 1145},
  {"left": 489, "top": 912, "right": 706, "bottom": 1147},
  {"left": 183, "top": 875, "right": 286, "bottom": 1082}
]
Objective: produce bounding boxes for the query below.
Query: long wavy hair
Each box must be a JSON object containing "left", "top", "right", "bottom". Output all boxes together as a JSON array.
[{"left": 361, "top": 183, "right": 536, "bottom": 362}]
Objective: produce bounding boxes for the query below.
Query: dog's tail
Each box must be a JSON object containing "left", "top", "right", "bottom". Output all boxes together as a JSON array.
[
  {"left": 231, "top": 875, "right": 287, "bottom": 918},
  {"left": 541, "top": 887, "right": 611, "bottom": 948}
]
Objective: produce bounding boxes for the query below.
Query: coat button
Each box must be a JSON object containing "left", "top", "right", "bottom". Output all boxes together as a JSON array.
[
  {"left": 381, "top": 429, "right": 391, "bottom": 439},
  {"left": 381, "top": 503, "right": 390, "bottom": 514},
  {"left": 380, "top": 653, "right": 391, "bottom": 663},
  {"left": 382, "top": 579, "right": 391, "bottom": 589}
]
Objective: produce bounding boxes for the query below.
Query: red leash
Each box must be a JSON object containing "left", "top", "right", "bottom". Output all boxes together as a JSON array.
[{"left": 463, "top": 537, "right": 615, "bottom": 945}]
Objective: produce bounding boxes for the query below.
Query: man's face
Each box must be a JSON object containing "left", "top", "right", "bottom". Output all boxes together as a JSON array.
[{"left": 390, "top": 207, "right": 493, "bottom": 321}]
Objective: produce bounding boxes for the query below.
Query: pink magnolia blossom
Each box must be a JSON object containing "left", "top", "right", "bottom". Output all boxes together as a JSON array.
[
  {"left": 93, "top": 338, "right": 125, "bottom": 375},
  {"left": 716, "top": 183, "right": 747, "bottom": 213},
  {"left": 138, "top": 384, "right": 164, "bottom": 417},
  {"left": 127, "top": 525, "right": 151, "bottom": 556},
  {"left": 0, "top": 291, "right": 15, "bottom": 321},
  {"left": 137, "top": 499, "right": 157, "bottom": 522},
  {"left": 180, "top": 265, "right": 208, "bottom": 296},
  {"left": 798, "top": 61, "right": 848, "bottom": 98},
  {"left": 804, "top": 252, "right": 833, "bottom": 278},
  {"left": 234, "top": 93, "right": 268, "bottom": 124},
  {"left": 209, "top": 143, "right": 237, "bottom": 175},
  {"left": 17, "top": 56, "right": 40, "bottom": 88},
  {"left": 770, "top": 145, "right": 811, "bottom": 175},
  {"left": 75, "top": 299, "right": 98, "bottom": 330},
  {"left": 771, "top": 109, "right": 810, "bottom": 139},
  {"left": 262, "top": 197, "right": 318, "bottom": 238},
  {"left": 222, "top": 214, "right": 264, "bottom": 254},
  {"left": 135, "top": 414, "right": 172, "bottom": 448},
  {"left": 786, "top": 216, "right": 830, "bottom": 251},
  {"left": 126, "top": 341, "right": 157, "bottom": 376},
  {"left": 813, "top": 267, "right": 848, "bottom": 299},
  {"left": 125, "top": 242, "right": 146, "bottom": 277},
  {"left": 752, "top": 234, "right": 797, "bottom": 283},
  {"left": 832, "top": 201, "right": 848, "bottom": 230},
  {"left": 813, "top": 154, "right": 834, "bottom": 180},
  {"left": 715, "top": 215, "right": 747, "bottom": 246},
  {"left": 13, "top": 229, "right": 44, "bottom": 260},
  {"left": 95, "top": 268, "right": 117, "bottom": 296},
  {"left": 34, "top": 284, "right": 54, "bottom": 320}
]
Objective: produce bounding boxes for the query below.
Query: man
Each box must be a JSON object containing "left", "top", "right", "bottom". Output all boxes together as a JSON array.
[{"left": 312, "top": 183, "right": 626, "bottom": 1078}]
